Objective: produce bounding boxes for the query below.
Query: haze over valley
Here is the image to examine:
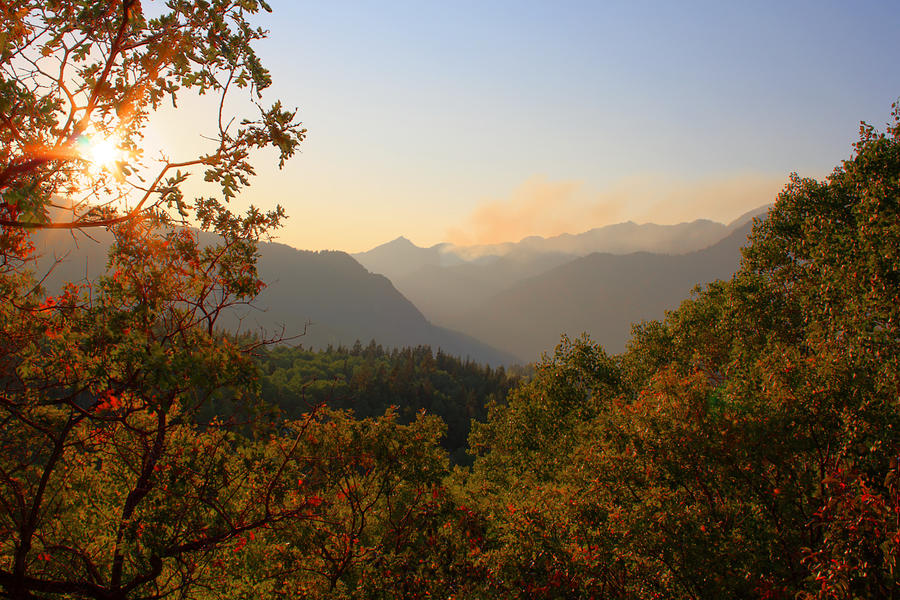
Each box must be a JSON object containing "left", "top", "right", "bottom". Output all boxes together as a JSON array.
[{"left": 35, "top": 205, "right": 769, "bottom": 365}]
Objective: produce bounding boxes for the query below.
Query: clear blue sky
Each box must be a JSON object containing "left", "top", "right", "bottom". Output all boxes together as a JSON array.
[{"left": 163, "top": 1, "right": 900, "bottom": 252}]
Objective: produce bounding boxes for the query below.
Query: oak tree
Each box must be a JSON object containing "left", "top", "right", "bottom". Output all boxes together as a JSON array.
[{"left": 0, "top": 2, "right": 308, "bottom": 599}]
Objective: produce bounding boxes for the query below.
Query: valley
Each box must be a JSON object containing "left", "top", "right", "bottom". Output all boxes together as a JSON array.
[{"left": 34, "top": 207, "right": 769, "bottom": 365}]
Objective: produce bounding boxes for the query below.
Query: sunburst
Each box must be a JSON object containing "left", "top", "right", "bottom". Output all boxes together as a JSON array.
[{"left": 77, "top": 132, "right": 126, "bottom": 175}]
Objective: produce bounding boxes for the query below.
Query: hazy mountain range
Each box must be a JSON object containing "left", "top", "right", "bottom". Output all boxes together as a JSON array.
[
  {"left": 31, "top": 230, "right": 516, "bottom": 366},
  {"left": 353, "top": 207, "right": 766, "bottom": 279},
  {"left": 354, "top": 206, "right": 767, "bottom": 359},
  {"left": 442, "top": 220, "right": 755, "bottom": 359},
  {"left": 31, "top": 205, "right": 769, "bottom": 365}
]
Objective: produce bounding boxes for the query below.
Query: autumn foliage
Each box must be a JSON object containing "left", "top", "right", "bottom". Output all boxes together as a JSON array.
[
  {"left": 450, "top": 104, "right": 900, "bottom": 599},
  {"left": 2, "top": 1, "right": 900, "bottom": 599}
]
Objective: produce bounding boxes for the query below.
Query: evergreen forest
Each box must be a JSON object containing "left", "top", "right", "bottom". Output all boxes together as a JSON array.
[{"left": 254, "top": 343, "right": 520, "bottom": 465}]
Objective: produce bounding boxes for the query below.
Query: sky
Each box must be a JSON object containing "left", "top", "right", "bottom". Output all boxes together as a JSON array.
[{"left": 151, "top": 0, "right": 900, "bottom": 253}]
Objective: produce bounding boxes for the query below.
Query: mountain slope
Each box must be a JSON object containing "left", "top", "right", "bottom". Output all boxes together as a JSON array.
[
  {"left": 356, "top": 213, "right": 766, "bottom": 325},
  {"left": 351, "top": 236, "right": 462, "bottom": 281},
  {"left": 232, "top": 242, "right": 515, "bottom": 365},
  {"left": 31, "top": 231, "right": 516, "bottom": 366},
  {"left": 396, "top": 251, "right": 579, "bottom": 322},
  {"left": 443, "top": 221, "right": 756, "bottom": 361},
  {"left": 501, "top": 218, "right": 729, "bottom": 257}
]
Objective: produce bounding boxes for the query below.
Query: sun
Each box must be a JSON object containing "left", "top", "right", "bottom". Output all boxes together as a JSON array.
[
  {"left": 89, "top": 138, "right": 120, "bottom": 167},
  {"left": 77, "top": 132, "right": 126, "bottom": 173}
]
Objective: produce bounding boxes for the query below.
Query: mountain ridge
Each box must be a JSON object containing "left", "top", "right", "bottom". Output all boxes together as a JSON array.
[
  {"left": 31, "top": 230, "right": 517, "bottom": 366},
  {"left": 442, "top": 220, "right": 757, "bottom": 361},
  {"left": 357, "top": 208, "right": 770, "bottom": 340},
  {"left": 353, "top": 208, "right": 770, "bottom": 284},
  {"left": 30, "top": 205, "right": 771, "bottom": 366}
]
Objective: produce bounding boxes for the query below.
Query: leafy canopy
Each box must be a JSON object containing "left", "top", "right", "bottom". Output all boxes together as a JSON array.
[{"left": 0, "top": 0, "right": 305, "bottom": 235}]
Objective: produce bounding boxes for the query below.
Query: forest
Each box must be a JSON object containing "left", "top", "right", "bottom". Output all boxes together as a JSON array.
[
  {"left": 253, "top": 343, "right": 520, "bottom": 465},
  {"left": 2, "top": 2, "right": 900, "bottom": 599}
]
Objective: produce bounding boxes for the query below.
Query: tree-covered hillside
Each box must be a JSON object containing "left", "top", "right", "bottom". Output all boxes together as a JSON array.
[
  {"left": 210, "top": 106, "right": 899, "bottom": 597},
  {"left": 255, "top": 342, "right": 521, "bottom": 464},
  {"left": 31, "top": 232, "right": 517, "bottom": 367}
]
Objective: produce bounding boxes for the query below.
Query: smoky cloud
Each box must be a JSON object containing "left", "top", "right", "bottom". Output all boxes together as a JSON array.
[
  {"left": 446, "top": 177, "right": 623, "bottom": 246},
  {"left": 447, "top": 173, "right": 786, "bottom": 246}
]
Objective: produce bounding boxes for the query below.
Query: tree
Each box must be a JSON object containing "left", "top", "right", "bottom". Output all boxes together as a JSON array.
[
  {"left": 0, "top": 2, "right": 308, "bottom": 599},
  {"left": 458, "top": 104, "right": 900, "bottom": 599},
  {"left": 230, "top": 408, "right": 455, "bottom": 599},
  {"left": 0, "top": 0, "right": 304, "bottom": 234}
]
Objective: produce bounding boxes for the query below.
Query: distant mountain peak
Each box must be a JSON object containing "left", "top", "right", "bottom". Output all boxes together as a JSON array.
[
  {"left": 376, "top": 235, "right": 417, "bottom": 249},
  {"left": 727, "top": 204, "right": 772, "bottom": 229}
]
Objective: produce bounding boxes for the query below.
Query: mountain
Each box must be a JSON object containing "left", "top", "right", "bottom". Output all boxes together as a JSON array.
[
  {"left": 351, "top": 236, "right": 462, "bottom": 280},
  {"left": 30, "top": 230, "right": 516, "bottom": 367},
  {"left": 440, "top": 220, "right": 757, "bottom": 362},
  {"left": 394, "top": 250, "right": 579, "bottom": 322},
  {"left": 352, "top": 218, "right": 740, "bottom": 285},
  {"left": 727, "top": 204, "right": 771, "bottom": 230},
  {"left": 354, "top": 212, "right": 768, "bottom": 325},
  {"left": 230, "top": 242, "right": 515, "bottom": 365},
  {"left": 29, "top": 206, "right": 770, "bottom": 366},
  {"left": 467, "top": 218, "right": 730, "bottom": 258}
]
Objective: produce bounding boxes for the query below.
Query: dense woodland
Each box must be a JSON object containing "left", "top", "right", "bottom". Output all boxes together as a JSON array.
[
  {"left": 3, "top": 112, "right": 898, "bottom": 598},
  {"left": 254, "top": 343, "right": 520, "bottom": 464},
  {"left": 2, "top": 2, "right": 900, "bottom": 599}
]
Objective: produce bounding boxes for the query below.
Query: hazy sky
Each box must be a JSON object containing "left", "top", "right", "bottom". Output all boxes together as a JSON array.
[{"left": 152, "top": 1, "right": 900, "bottom": 252}]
